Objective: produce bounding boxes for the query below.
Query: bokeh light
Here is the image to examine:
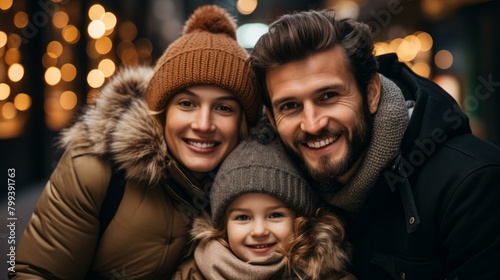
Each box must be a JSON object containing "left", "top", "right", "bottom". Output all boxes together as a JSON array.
[
  {"left": 89, "top": 4, "right": 105, "bottom": 20},
  {"left": 7, "top": 33, "right": 21, "bottom": 49},
  {"left": 236, "top": 0, "right": 258, "bottom": 15},
  {"left": 61, "top": 63, "right": 77, "bottom": 82},
  {"left": 45, "top": 66, "right": 62, "bottom": 86},
  {"left": 0, "top": 31, "right": 7, "bottom": 48},
  {"left": 102, "top": 12, "right": 117, "bottom": 30},
  {"left": 8, "top": 63, "right": 24, "bottom": 82},
  {"left": 62, "top": 25, "right": 80, "bottom": 43},
  {"left": 13, "top": 11, "right": 29, "bottom": 28},
  {"left": 135, "top": 38, "right": 153, "bottom": 59},
  {"left": 88, "top": 20, "right": 106, "bottom": 39},
  {"left": 87, "top": 69, "right": 105, "bottom": 88},
  {"left": 47, "top": 40, "right": 64, "bottom": 58},
  {"left": 98, "top": 58, "right": 116, "bottom": 77},
  {"left": 411, "top": 62, "right": 431, "bottom": 78},
  {"left": 53, "top": 11, "right": 69, "bottom": 28},
  {"left": 0, "top": 83, "right": 10, "bottom": 100},
  {"left": 60, "top": 91, "right": 78, "bottom": 110},
  {"left": 5, "top": 48, "right": 20, "bottom": 65},
  {"left": 14, "top": 93, "right": 31, "bottom": 111},
  {"left": 0, "top": 0, "right": 13, "bottom": 11},
  {"left": 42, "top": 53, "right": 58, "bottom": 68},
  {"left": 435, "top": 50, "right": 453, "bottom": 69},
  {"left": 119, "top": 21, "right": 137, "bottom": 41},
  {"left": 416, "top": 32, "right": 433, "bottom": 52},
  {"left": 95, "top": 36, "right": 113, "bottom": 55},
  {"left": 2, "top": 102, "right": 17, "bottom": 120}
]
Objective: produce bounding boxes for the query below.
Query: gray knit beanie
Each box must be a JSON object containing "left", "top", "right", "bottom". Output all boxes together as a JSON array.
[{"left": 210, "top": 134, "right": 320, "bottom": 228}]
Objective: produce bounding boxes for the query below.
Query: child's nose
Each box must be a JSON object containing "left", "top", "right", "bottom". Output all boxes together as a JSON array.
[{"left": 250, "top": 220, "right": 270, "bottom": 237}]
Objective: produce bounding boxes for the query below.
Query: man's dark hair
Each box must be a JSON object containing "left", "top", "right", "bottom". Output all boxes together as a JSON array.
[{"left": 250, "top": 9, "right": 378, "bottom": 112}]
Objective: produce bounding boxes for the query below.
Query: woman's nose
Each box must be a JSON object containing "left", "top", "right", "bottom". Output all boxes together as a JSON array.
[{"left": 191, "top": 107, "right": 216, "bottom": 132}]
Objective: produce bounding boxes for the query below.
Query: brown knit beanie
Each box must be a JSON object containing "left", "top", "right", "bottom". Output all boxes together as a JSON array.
[
  {"left": 210, "top": 130, "right": 320, "bottom": 228},
  {"left": 146, "top": 5, "right": 260, "bottom": 126}
]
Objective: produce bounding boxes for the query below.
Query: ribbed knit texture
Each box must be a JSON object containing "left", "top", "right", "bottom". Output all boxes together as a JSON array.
[
  {"left": 195, "top": 239, "right": 286, "bottom": 280},
  {"left": 145, "top": 5, "right": 260, "bottom": 126},
  {"left": 211, "top": 138, "right": 320, "bottom": 228},
  {"left": 322, "top": 74, "right": 409, "bottom": 212}
]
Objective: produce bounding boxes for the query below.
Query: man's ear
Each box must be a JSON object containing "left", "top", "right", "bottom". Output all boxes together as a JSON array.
[
  {"left": 265, "top": 107, "right": 277, "bottom": 130},
  {"left": 367, "top": 74, "right": 381, "bottom": 114}
]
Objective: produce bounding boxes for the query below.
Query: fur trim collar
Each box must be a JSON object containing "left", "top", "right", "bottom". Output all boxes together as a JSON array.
[{"left": 59, "top": 66, "right": 168, "bottom": 185}]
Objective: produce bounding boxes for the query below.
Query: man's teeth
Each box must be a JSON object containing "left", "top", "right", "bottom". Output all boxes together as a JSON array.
[
  {"left": 307, "top": 137, "right": 336, "bottom": 148},
  {"left": 188, "top": 141, "right": 216, "bottom": 149}
]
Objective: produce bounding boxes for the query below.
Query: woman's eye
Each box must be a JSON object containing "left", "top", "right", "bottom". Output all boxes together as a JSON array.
[
  {"left": 235, "top": 215, "right": 250, "bottom": 221},
  {"left": 179, "top": 101, "right": 194, "bottom": 107},
  {"left": 216, "top": 105, "right": 233, "bottom": 112}
]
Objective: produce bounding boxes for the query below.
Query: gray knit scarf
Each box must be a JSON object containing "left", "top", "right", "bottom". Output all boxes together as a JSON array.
[
  {"left": 194, "top": 239, "right": 286, "bottom": 279},
  {"left": 322, "top": 74, "right": 409, "bottom": 212}
]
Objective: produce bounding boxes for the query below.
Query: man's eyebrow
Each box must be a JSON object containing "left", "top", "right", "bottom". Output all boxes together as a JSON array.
[{"left": 271, "top": 83, "right": 347, "bottom": 107}]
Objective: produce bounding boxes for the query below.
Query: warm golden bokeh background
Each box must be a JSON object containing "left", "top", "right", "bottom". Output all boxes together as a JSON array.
[{"left": 0, "top": 0, "right": 499, "bottom": 193}]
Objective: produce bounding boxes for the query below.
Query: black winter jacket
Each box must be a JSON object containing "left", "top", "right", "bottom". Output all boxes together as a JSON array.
[{"left": 347, "top": 54, "right": 500, "bottom": 280}]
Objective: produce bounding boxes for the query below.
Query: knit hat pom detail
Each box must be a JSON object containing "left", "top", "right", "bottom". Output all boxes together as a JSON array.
[{"left": 183, "top": 5, "right": 237, "bottom": 40}]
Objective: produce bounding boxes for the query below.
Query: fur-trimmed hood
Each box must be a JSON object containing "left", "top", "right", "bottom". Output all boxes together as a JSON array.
[{"left": 59, "top": 66, "right": 168, "bottom": 185}]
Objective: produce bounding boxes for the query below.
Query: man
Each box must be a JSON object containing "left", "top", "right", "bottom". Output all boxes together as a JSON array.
[{"left": 250, "top": 8, "right": 500, "bottom": 279}]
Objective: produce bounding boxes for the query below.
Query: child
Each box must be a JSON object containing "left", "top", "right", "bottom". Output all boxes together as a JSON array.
[{"left": 174, "top": 125, "right": 356, "bottom": 280}]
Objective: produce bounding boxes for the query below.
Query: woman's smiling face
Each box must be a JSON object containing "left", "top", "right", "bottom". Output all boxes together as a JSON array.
[{"left": 164, "top": 85, "right": 242, "bottom": 178}]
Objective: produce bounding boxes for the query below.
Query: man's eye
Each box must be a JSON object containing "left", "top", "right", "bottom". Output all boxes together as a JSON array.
[
  {"left": 280, "top": 102, "right": 300, "bottom": 111},
  {"left": 321, "top": 92, "right": 337, "bottom": 100}
]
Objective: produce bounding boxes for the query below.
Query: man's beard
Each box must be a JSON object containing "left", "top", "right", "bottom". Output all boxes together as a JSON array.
[{"left": 283, "top": 102, "right": 373, "bottom": 186}]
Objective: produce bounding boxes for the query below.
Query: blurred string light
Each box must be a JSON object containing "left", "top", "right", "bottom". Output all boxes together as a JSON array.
[
  {"left": 374, "top": 31, "right": 434, "bottom": 78},
  {"left": 0, "top": 0, "right": 13, "bottom": 10},
  {"left": 236, "top": 0, "right": 258, "bottom": 15},
  {"left": 86, "top": 3, "right": 153, "bottom": 105},
  {"left": 8, "top": 63, "right": 24, "bottom": 82},
  {"left": 0, "top": 31, "right": 7, "bottom": 47},
  {"left": 237, "top": 23, "right": 268, "bottom": 49},
  {"left": 0, "top": 83, "right": 10, "bottom": 100},
  {"left": 433, "top": 75, "right": 460, "bottom": 106},
  {"left": 42, "top": 2, "right": 82, "bottom": 130},
  {"left": 1, "top": 1, "right": 154, "bottom": 137},
  {"left": 329, "top": 0, "right": 360, "bottom": 20},
  {"left": 435, "top": 49, "right": 453, "bottom": 70},
  {"left": 375, "top": 30, "right": 460, "bottom": 104},
  {"left": 14, "top": 93, "right": 31, "bottom": 111}
]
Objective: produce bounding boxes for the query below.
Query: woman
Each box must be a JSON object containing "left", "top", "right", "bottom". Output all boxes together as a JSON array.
[{"left": 10, "top": 5, "right": 260, "bottom": 280}]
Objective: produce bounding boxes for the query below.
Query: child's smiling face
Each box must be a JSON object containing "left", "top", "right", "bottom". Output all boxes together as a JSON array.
[{"left": 225, "top": 193, "right": 296, "bottom": 261}]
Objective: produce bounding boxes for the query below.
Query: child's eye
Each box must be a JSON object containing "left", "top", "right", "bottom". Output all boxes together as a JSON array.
[
  {"left": 235, "top": 215, "right": 250, "bottom": 221},
  {"left": 269, "top": 212, "right": 284, "bottom": 219}
]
